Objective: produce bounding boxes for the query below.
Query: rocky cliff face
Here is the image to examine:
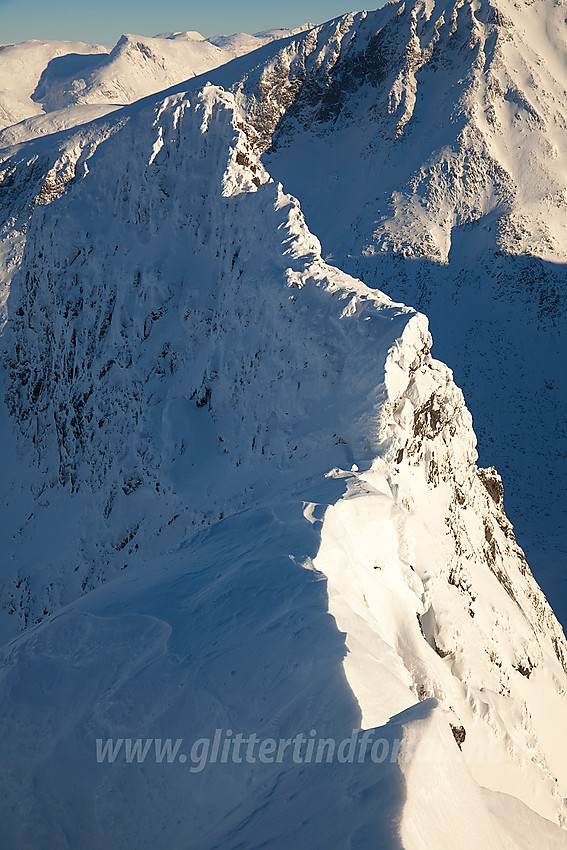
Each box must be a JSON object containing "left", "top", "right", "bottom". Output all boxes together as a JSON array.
[{"left": 317, "top": 308, "right": 567, "bottom": 822}]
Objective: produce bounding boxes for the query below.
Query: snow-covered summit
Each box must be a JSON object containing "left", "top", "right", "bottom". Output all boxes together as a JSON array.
[
  {"left": 153, "top": 31, "right": 208, "bottom": 41},
  {"left": 31, "top": 32, "right": 227, "bottom": 111}
]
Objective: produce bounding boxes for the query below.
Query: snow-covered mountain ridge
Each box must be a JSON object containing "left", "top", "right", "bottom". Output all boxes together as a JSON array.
[
  {"left": 0, "top": 86, "right": 416, "bottom": 628},
  {"left": 1, "top": 73, "right": 567, "bottom": 844},
  {"left": 181, "top": 0, "right": 567, "bottom": 619},
  {"left": 1, "top": 4, "right": 567, "bottom": 845},
  {"left": 0, "top": 25, "right": 314, "bottom": 148}
]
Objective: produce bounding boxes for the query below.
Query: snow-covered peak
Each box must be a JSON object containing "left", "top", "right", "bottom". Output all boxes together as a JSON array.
[
  {"left": 153, "top": 30, "right": 207, "bottom": 41},
  {"left": 31, "top": 33, "right": 227, "bottom": 111},
  {"left": 0, "top": 39, "right": 109, "bottom": 131}
]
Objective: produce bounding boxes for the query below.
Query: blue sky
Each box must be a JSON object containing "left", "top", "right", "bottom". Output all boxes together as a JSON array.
[{"left": 0, "top": 0, "right": 362, "bottom": 46}]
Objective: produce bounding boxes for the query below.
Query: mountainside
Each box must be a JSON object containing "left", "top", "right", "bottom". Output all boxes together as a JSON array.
[
  {"left": 0, "top": 27, "right": 314, "bottom": 148},
  {"left": 1, "top": 3, "right": 567, "bottom": 846},
  {"left": 1, "top": 63, "right": 567, "bottom": 844},
  {"left": 184, "top": 0, "right": 567, "bottom": 622}
]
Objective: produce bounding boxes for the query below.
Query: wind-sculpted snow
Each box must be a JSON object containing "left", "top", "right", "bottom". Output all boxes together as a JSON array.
[{"left": 1, "top": 58, "right": 567, "bottom": 846}]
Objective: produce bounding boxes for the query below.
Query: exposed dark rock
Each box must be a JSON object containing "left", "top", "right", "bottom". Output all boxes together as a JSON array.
[
  {"left": 478, "top": 466, "right": 504, "bottom": 508},
  {"left": 451, "top": 724, "right": 466, "bottom": 749}
]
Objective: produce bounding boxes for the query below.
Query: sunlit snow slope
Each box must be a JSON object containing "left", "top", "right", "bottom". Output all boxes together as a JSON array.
[{"left": 1, "top": 75, "right": 567, "bottom": 847}]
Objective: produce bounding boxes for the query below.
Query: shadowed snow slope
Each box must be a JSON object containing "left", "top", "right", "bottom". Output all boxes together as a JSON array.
[{"left": 0, "top": 54, "right": 567, "bottom": 849}]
